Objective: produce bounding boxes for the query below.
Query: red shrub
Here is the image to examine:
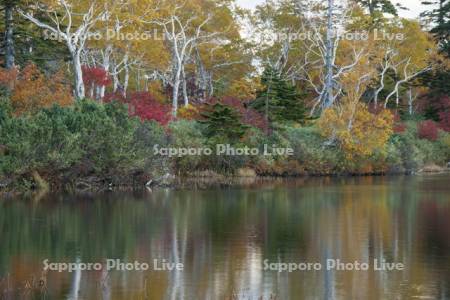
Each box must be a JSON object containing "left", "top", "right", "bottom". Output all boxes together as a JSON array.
[
  {"left": 417, "top": 120, "right": 440, "bottom": 141},
  {"left": 393, "top": 113, "right": 406, "bottom": 133},
  {"left": 82, "top": 66, "right": 111, "bottom": 99},
  {"left": 82, "top": 66, "right": 111, "bottom": 87},
  {"left": 433, "top": 96, "right": 450, "bottom": 111},
  {"left": 435, "top": 97, "right": 450, "bottom": 131},
  {"left": 130, "top": 92, "right": 171, "bottom": 125},
  {"left": 103, "top": 91, "right": 127, "bottom": 104},
  {"left": 220, "top": 96, "right": 269, "bottom": 132},
  {"left": 439, "top": 111, "right": 450, "bottom": 132},
  {"left": 105, "top": 91, "right": 171, "bottom": 125},
  {"left": 242, "top": 108, "right": 269, "bottom": 132},
  {"left": 220, "top": 96, "right": 243, "bottom": 108},
  {"left": 368, "top": 102, "right": 386, "bottom": 115}
]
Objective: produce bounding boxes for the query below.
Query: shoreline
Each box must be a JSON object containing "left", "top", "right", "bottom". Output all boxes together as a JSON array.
[{"left": 1, "top": 166, "right": 449, "bottom": 197}]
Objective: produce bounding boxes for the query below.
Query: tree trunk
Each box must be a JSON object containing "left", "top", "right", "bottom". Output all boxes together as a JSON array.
[
  {"left": 324, "top": 0, "right": 334, "bottom": 108},
  {"left": 172, "top": 58, "right": 183, "bottom": 116},
  {"left": 100, "top": 45, "right": 112, "bottom": 99},
  {"left": 408, "top": 88, "right": 413, "bottom": 115},
  {"left": 89, "top": 83, "right": 95, "bottom": 99},
  {"left": 172, "top": 78, "right": 180, "bottom": 117},
  {"left": 124, "top": 66, "right": 129, "bottom": 98},
  {"left": 4, "top": 2, "right": 15, "bottom": 69},
  {"left": 72, "top": 51, "right": 85, "bottom": 99},
  {"left": 208, "top": 72, "right": 214, "bottom": 98},
  {"left": 137, "top": 69, "right": 141, "bottom": 91},
  {"left": 112, "top": 70, "right": 119, "bottom": 92},
  {"left": 181, "top": 66, "right": 189, "bottom": 107},
  {"left": 194, "top": 47, "right": 208, "bottom": 101}
]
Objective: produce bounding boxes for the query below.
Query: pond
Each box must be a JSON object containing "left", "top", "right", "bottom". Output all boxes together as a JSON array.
[{"left": 0, "top": 174, "right": 449, "bottom": 299}]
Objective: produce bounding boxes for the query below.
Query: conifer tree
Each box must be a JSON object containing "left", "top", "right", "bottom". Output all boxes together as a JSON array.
[
  {"left": 420, "top": 0, "right": 450, "bottom": 120},
  {"left": 199, "top": 102, "right": 248, "bottom": 142},
  {"left": 251, "top": 67, "right": 284, "bottom": 122},
  {"left": 278, "top": 80, "right": 309, "bottom": 124},
  {"left": 251, "top": 66, "right": 308, "bottom": 124},
  {"left": 422, "top": 0, "right": 450, "bottom": 56}
]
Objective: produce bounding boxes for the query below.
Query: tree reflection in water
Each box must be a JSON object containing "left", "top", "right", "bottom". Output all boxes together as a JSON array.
[{"left": 0, "top": 175, "right": 449, "bottom": 299}]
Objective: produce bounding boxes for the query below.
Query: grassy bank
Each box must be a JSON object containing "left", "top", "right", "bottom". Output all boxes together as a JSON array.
[{"left": 1, "top": 99, "right": 449, "bottom": 193}]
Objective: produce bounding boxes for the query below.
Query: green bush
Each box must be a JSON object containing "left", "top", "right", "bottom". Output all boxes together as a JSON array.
[
  {"left": 384, "top": 140, "right": 404, "bottom": 173},
  {"left": 437, "top": 132, "right": 450, "bottom": 160},
  {"left": 1, "top": 97, "right": 448, "bottom": 188},
  {"left": 284, "top": 126, "right": 344, "bottom": 174},
  {"left": 167, "top": 120, "right": 208, "bottom": 173},
  {"left": 0, "top": 99, "right": 165, "bottom": 180},
  {"left": 388, "top": 122, "right": 448, "bottom": 172}
]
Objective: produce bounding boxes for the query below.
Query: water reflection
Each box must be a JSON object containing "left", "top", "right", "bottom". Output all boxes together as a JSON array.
[{"left": 0, "top": 175, "right": 449, "bottom": 299}]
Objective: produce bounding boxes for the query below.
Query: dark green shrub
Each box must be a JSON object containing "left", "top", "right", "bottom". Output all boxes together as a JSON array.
[
  {"left": 285, "top": 126, "right": 344, "bottom": 174},
  {"left": 199, "top": 102, "right": 249, "bottom": 143},
  {"left": 0, "top": 100, "right": 165, "bottom": 179}
]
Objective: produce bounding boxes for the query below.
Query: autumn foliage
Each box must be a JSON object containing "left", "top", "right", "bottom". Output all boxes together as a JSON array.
[
  {"left": 318, "top": 103, "right": 394, "bottom": 158},
  {"left": 439, "top": 111, "right": 450, "bottom": 132},
  {"left": 436, "top": 96, "right": 450, "bottom": 132},
  {"left": 105, "top": 92, "right": 171, "bottom": 125},
  {"left": 212, "top": 97, "right": 269, "bottom": 132},
  {"left": 417, "top": 120, "right": 440, "bottom": 141},
  {"left": 393, "top": 116, "right": 407, "bottom": 134},
  {"left": 82, "top": 66, "right": 111, "bottom": 98},
  {"left": 177, "top": 104, "right": 200, "bottom": 120},
  {"left": 0, "top": 64, "right": 73, "bottom": 115},
  {"left": 0, "top": 67, "right": 18, "bottom": 90}
]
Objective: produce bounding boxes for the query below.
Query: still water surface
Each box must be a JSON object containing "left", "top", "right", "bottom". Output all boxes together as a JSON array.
[{"left": 0, "top": 175, "right": 449, "bottom": 299}]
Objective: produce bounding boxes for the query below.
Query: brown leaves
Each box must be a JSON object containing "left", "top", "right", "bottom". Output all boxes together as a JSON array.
[{"left": 0, "top": 64, "right": 74, "bottom": 115}]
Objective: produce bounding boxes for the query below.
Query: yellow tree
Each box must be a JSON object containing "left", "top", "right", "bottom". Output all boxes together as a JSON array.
[
  {"left": 141, "top": 0, "right": 248, "bottom": 115},
  {"left": 318, "top": 37, "right": 394, "bottom": 159}
]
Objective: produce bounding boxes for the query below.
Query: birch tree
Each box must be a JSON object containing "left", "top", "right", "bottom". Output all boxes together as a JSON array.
[
  {"left": 143, "top": 1, "right": 225, "bottom": 116},
  {"left": 18, "top": 0, "right": 112, "bottom": 99}
]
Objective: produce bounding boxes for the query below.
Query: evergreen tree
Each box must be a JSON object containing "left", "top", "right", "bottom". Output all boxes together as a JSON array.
[
  {"left": 420, "top": 0, "right": 450, "bottom": 120},
  {"left": 0, "top": 1, "right": 69, "bottom": 70},
  {"left": 421, "top": 0, "right": 450, "bottom": 56},
  {"left": 251, "top": 67, "right": 283, "bottom": 122},
  {"left": 355, "top": 0, "right": 399, "bottom": 16},
  {"left": 278, "top": 80, "right": 309, "bottom": 123},
  {"left": 251, "top": 66, "right": 308, "bottom": 124},
  {"left": 199, "top": 102, "right": 249, "bottom": 142}
]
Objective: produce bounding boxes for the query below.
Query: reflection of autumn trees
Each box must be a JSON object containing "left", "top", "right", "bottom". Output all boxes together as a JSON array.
[{"left": 0, "top": 176, "right": 449, "bottom": 299}]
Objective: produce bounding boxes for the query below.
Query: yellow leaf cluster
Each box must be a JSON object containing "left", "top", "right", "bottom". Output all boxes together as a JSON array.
[
  {"left": 177, "top": 104, "right": 200, "bottom": 120},
  {"left": 226, "top": 78, "right": 261, "bottom": 100},
  {"left": 318, "top": 103, "right": 394, "bottom": 159}
]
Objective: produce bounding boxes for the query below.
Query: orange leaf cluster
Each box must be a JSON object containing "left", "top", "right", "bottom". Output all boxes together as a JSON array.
[
  {"left": 0, "top": 67, "right": 19, "bottom": 90},
  {"left": 0, "top": 64, "right": 73, "bottom": 115},
  {"left": 177, "top": 104, "right": 200, "bottom": 120}
]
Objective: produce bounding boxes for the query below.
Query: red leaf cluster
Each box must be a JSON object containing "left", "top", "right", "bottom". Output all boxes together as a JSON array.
[
  {"left": 417, "top": 120, "right": 440, "bottom": 141},
  {"left": 82, "top": 66, "right": 111, "bottom": 87},
  {"left": 393, "top": 113, "right": 406, "bottom": 133},
  {"left": 436, "top": 96, "right": 450, "bottom": 132},
  {"left": 438, "top": 110, "right": 450, "bottom": 132},
  {"left": 105, "top": 91, "right": 171, "bottom": 125},
  {"left": 367, "top": 102, "right": 386, "bottom": 115},
  {"left": 130, "top": 92, "right": 171, "bottom": 125}
]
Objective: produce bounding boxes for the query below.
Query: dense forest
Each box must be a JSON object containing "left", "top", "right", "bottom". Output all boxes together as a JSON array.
[{"left": 0, "top": 0, "right": 449, "bottom": 191}]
